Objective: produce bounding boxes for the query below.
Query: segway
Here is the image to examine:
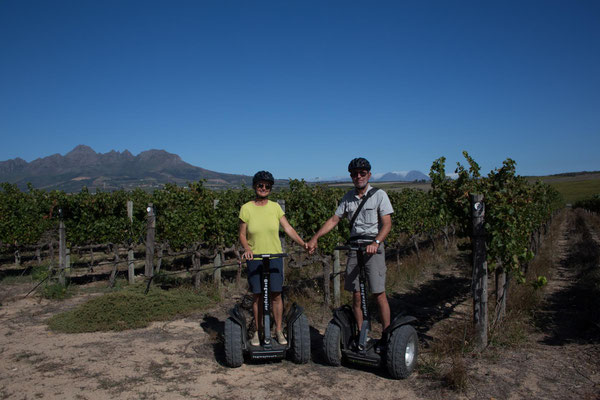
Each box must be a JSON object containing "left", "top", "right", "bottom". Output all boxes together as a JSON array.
[
  {"left": 323, "top": 242, "right": 418, "bottom": 379},
  {"left": 224, "top": 253, "right": 310, "bottom": 367}
]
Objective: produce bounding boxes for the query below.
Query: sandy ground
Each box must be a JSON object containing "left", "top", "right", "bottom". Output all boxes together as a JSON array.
[
  {"left": 0, "top": 289, "right": 426, "bottom": 400},
  {"left": 1, "top": 209, "right": 599, "bottom": 400}
]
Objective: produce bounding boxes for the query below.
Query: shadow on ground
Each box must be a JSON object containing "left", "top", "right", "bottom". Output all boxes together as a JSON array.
[
  {"left": 389, "top": 270, "right": 471, "bottom": 341},
  {"left": 200, "top": 314, "right": 227, "bottom": 365}
]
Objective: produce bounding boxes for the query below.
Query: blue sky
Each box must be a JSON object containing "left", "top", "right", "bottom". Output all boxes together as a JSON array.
[{"left": 1, "top": 0, "right": 599, "bottom": 181}]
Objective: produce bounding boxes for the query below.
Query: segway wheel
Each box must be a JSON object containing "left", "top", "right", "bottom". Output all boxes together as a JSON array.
[
  {"left": 323, "top": 321, "right": 342, "bottom": 366},
  {"left": 290, "top": 313, "right": 310, "bottom": 364},
  {"left": 386, "top": 324, "right": 418, "bottom": 379},
  {"left": 224, "top": 318, "right": 244, "bottom": 367}
]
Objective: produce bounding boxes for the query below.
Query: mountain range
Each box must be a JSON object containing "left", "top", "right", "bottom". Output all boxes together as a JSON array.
[
  {"left": 313, "top": 170, "right": 429, "bottom": 183},
  {"left": 0, "top": 145, "right": 429, "bottom": 192},
  {"left": 0, "top": 145, "right": 252, "bottom": 192}
]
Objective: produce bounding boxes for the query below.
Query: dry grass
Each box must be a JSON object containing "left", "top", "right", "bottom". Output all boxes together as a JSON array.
[{"left": 444, "top": 355, "right": 469, "bottom": 391}]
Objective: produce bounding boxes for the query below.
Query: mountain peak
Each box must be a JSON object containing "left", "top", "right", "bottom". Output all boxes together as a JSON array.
[
  {"left": 377, "top": 170, "right": 429, "bottom": 182},
  {"left": 66, "top": 145, "right": 97, "bottom": 157},
  {"left": 137, "top": 149, "right": 182, "bottom": 163}
]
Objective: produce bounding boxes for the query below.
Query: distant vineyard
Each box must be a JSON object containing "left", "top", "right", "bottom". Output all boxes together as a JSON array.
[{"left": 573, "top": 194, "right": 600, "bottom": 213}]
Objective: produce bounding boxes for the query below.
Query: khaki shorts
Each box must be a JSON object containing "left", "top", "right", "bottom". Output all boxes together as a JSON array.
[{"left": 344, "top": 244, "right": 386, "bottom": 294}]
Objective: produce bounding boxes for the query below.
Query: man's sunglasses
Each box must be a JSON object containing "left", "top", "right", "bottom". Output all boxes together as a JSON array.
[
  {"left": 256, "top": 183, "right": 272, "bottom": 190},
  {"left": 350, "top": 170, "right": 369, "bottom": 178}
]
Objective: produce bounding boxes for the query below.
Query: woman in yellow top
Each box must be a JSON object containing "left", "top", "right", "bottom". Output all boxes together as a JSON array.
[{"left": 239, "top": 171, "right": 306, "bottom": 346}]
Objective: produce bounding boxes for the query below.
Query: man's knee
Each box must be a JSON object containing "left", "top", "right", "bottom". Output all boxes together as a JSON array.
[{"left": 372, "top": 292, "right": 389, "bottom": 304}]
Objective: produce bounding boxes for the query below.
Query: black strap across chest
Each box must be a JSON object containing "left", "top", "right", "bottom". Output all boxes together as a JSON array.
[{"left": 349, "top": 187, "right": 379, "bottom": 231}]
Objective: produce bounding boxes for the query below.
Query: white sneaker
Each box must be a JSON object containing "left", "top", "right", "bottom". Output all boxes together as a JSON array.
[
  {"left": 250, "top": 331, "right": 260, "bottom": 346},
  {"left": 276, "top": 331, "right": 288, "bottom": 345}
]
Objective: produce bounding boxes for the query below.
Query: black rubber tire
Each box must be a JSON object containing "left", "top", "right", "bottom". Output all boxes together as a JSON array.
[
  {"left": 290, "top": 313, "right": 310, "bottom": 364},
  {"left": 224, "top": 318, "right": 244, "bottom": 367},
  {"left": 323, "top": 321, "right": 342, "bottom": 366},
  {"left": 386, "top": 325, "right": 418, "bottom": 379}
]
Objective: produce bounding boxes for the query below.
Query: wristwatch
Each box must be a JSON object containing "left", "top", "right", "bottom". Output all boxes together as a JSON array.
[{"left": 374, "top": 239, "right": 381, "bottom": 245}]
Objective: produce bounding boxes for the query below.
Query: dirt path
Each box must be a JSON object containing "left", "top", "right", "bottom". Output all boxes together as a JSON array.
[
  {"left": 1, "top": 209, "right": 599, "bottom": 400},
  {"left": 455, "top": 209, "right": 600, "bottom": 400}
]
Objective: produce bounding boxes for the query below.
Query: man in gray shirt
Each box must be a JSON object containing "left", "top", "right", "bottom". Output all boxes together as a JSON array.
[{"left": 307, "top": 157, "right": 393, "bottom": 334}]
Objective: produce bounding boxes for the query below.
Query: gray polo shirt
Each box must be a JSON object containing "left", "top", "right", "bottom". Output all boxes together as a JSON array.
[{"left": 335, "top": 184, "right": 394, "bottom": 239}]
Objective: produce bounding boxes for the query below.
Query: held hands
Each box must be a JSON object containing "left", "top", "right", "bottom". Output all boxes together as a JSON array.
[
  {"left": 302, "top": 240, "right": 315, "bottom": 255},
  {"left": 306, "top": 238, "right": 318, "bottom": 255}
]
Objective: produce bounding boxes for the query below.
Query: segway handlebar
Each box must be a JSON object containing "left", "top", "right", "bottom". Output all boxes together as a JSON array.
[
  {"left": 334, "top": 243, "right": 369, "bottom": 252},
  {"left": 250, "top": 253, "right": 288, "bottom": 259}
]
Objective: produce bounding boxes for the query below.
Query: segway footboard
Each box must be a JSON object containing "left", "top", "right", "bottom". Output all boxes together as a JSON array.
[
  {"left": 248, "top": 346, "right": 287, "bottom": 361},
  {"left": 343, "top": 348, "right": 382, "bottom": 367}
]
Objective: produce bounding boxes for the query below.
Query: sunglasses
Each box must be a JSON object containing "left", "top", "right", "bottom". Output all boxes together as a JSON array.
[
  {"left": 256, "top": 183, "right": 272, "bottom": 190},
  {"left": 350, "top": 170, "right": 369, "bottom": 178}
]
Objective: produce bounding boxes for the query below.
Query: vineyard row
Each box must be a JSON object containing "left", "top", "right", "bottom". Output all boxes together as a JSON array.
[{"left": 1, "top": 153, "right": 563, "bottom": 285}]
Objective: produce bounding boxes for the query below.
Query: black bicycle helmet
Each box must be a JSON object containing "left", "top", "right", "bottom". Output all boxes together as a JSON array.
[
  {"left": 348, "top": 157, "right": 371, "bottom": 172},
  {"left": 252, "top": 170, "right": 275, "bottom": 186}
]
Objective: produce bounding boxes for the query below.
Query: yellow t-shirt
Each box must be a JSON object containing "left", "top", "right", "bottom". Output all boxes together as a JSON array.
[{"left": 239, "top": 200, "right": 284, "bottom": 254}]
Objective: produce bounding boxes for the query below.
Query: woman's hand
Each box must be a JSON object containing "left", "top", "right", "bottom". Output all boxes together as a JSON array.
[
  {"left": 306, "top": 238, "right": 318, "bottom": 255},
  {"left": 242, "top": 249, "right": 254, "bottom": 260}
]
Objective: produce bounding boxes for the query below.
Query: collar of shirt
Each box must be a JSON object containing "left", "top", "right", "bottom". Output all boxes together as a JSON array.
[{"left": 354, "top": 184, "right": 372, "bottom": 199}]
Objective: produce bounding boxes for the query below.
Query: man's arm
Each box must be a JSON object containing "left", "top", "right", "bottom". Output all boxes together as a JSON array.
[{"left": 307, "top": 214, "right": 341, "bottom": 254}]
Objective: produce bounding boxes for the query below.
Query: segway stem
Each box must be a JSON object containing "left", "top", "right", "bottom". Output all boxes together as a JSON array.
[
  {"left": 335, "top": 243, "right": 372, "bottom": 352},
  {"left": 262, "top": 256, "right": 272, "bottom": 347},
  {"left": 356, "top": 248, "right": 371, "bottom": 351},
  {"left": 253, "top": 253, "right": 287, "bottom": 349}
]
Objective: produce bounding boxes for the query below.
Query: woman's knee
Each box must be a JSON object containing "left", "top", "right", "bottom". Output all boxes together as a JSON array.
[{"left": 271, "top": 292, "right": 282, "bottom": 301}]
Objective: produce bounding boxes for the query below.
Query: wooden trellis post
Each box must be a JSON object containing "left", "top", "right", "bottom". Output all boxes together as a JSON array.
[
  {"left": 127, "top": 200, "right": 135, "bottom": 284},
  {"left": 471, "top": 194, "right": 488, "bottom": 350},
  {"left": 145, "top": 204, "right": 155, "bottom": 278},
  {"left": 213, "top": 252, "right": 222, "bottom": 288},
  {"left": 58, "top": 209, "right": 66, "bottom": 286},
  {"left": 213, "top": 199, "right": 221, "bottom": 287}
]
